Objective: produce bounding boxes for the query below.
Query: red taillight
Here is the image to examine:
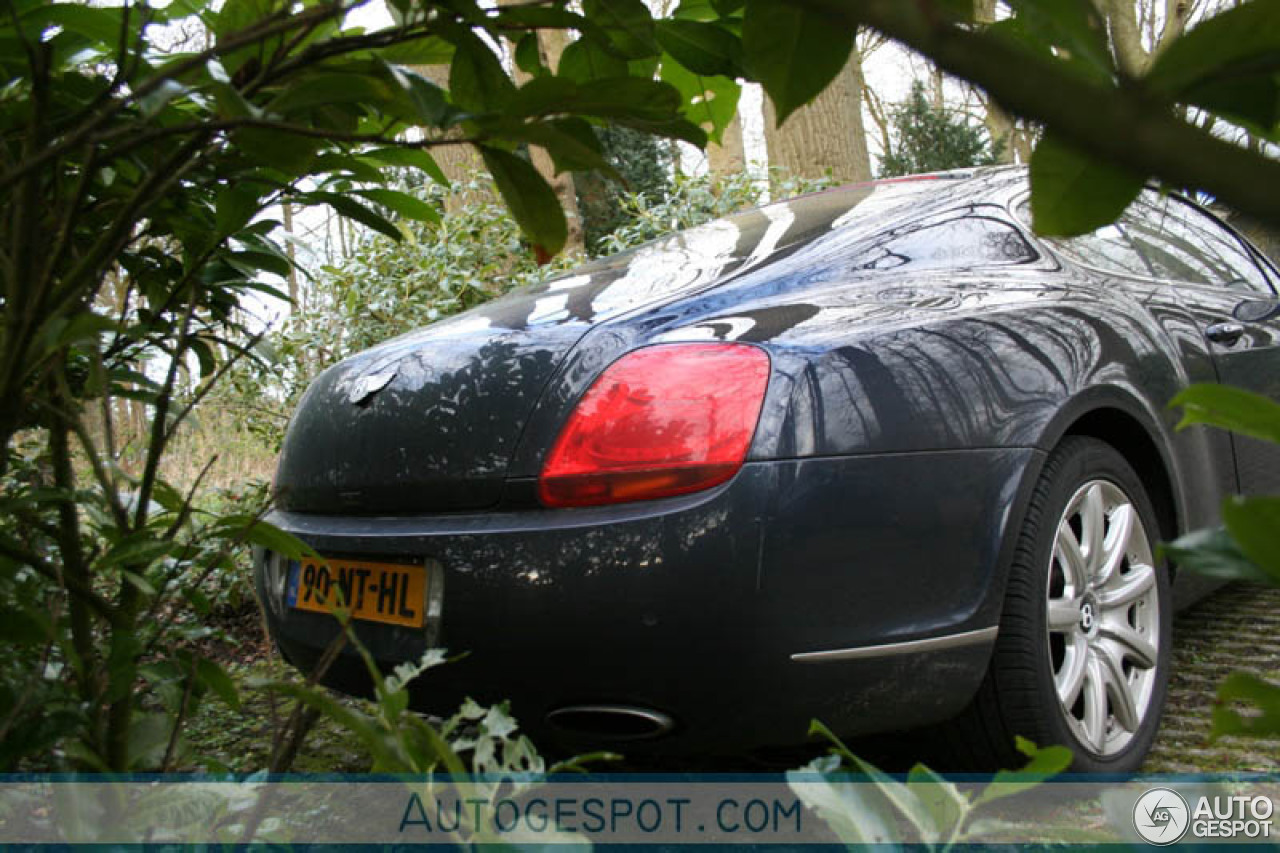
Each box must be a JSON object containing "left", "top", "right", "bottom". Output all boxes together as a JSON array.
[{"left": 538, "top": 343, "right": 771, "bottom": 508}]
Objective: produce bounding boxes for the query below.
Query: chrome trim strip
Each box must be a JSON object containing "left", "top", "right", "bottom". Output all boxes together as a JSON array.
[
  {"left": 790, "top": 626, "right": 999, "bottom": 664},
  {"left": 546, "top": 705, "right": 676, "bottom": 739}
]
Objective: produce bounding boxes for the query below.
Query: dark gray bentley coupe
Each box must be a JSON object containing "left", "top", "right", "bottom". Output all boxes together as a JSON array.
[{"left": 256, "top": 167, "right": 1280, "bottom": 771}]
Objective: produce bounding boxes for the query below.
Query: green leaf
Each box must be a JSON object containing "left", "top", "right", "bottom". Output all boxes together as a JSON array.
[
  {"left": 217, "top": 516, "right": 318, "bottom": 561},
  {"left": 514, "top": 33, "right": 546, "bottom": 76},
  {"left": 151, "top": 480, "right": 185, "bottom": 513},
  {"left": 583, "top": 0, "right": 660, "bottom": 60},
  {"left": 195, "top": 658, "right": 241, "bottom": 710},
  {"left": 449, "top": 29, "right": 516, "bottom": 112},
  {"left": 1180, "top": 76, "right": 1280, "bottom": 142},
  {"left": 840, "top": 754, "right": 941, "bottom": 842},
  {"left": 509, "top": 76, "right": 704, "bottom": 144},
  {"left": 537, "top": 118, "right": 616, "bottom": 176},
  {"left": 481, "top": 147, "right": 567, "bottom": 257},
  {"left": 382, "top": 684, "right": 410, "bottom": 719},
  {"left": 215, "top": 185, "right": 260, "bottom": 237},
  {"left": 264, "top": 680, "right": 399, "bottom": 767},
  {"left": 304, "top": 191, "right": 404, "bottom": 242},
  {"left": 1147, "top": 2, "right": 1280, "bottom": 135},
  {"left": 214, "top": 0, "right": 274, "bottom": 40},
  {"left": 0, "top": 609, "right": 53, "bottom": 645},
  {"left": 479, "top": 116, "right": 616, "bottom": 177},
  {"left": 106, "top": 633, "right": 143, "bottom": 703},
  {"left": 98, "top": 537, "right": 172, "bottom": 572},
  {"left": 513, "top": 75, "right": 679, "bottom": 121},
  {"left": 1029, "top": 132, "right": 1143, "bottom": 236},
  {"left": 270, "top": 73, "right": 394, "bottom": 114},
  {"left": 361, "top": 147, "right": 448, "bottom": 187},
  {"left": 906, "top": 764, "right": 967, "bottom": 841},
  {"left": 1212, "top": 672, "right": 1280, "bottom": 740},
  {"left": 189, "top": 336, "right": 217, "bottom": 378},
  {"left": 743, "top": 0, "right": 854, "bottom": 126},
  {"left": 558, "top": 38, "right": 629, "bottom": 82},
  {"left": 126, "top": 713, "right": 173, "bottom": 770},
  {"left": 138, "top": 80, "right": 189, "bottom": 119},
  {"left": 655, "top": 19, "right": 743, "bottom": 78},
  {"left": 383, "top": 64, "right": 451, "bottom": 127},
  {"left": 42, "top": 312, "right": 117, "bottom": 350},
  {"left": 1005, "top": 0, "right": 1113, "bottom": 83},
  {"left": 19, "top": 4, "right": 123, "bottom": 48},
  {"left": 1221, "top": 496, "right": 1280, "bottom": 585},
  {"left": 1162, "top": 526, "right": 1274, "bottom": 584},
  {"left": 355, "top": 188, "right": 441, "bottom": 224},
  {"left": 509, "top": 76, "right": 582, "bottom": 116},
  {"left": 208, "top": 81, "right": 259, "bottom": 119},
  {"left": 973, "top": 737, "right": 1072, "bottom": 805},
  {"left": 379, "top": 36, "right": 454, "bottom": 66},
  {"left": 673, "top": 0, "right": 724, "bottom": 22},
  {"left": 311, "top": 152, "right": 387, "bottom": 184},
  {"left": 233, "top": 128, "right": 317, "bottom": 174},
  {"left": 153, "top": 0, "right": 203, "bottom": 22},
  {"left": 138, "top": 661, "right": 183, "bottom": 686},
  {"left": 122, "top": 570, "right": 159, "bottom": 596},
  {"left": 1171, "top": 383, "right": 1280, "bottom": 445},
  {"left": 660, "top": 60, "right": 741, "bottom": 144},
  {"left": 183, "top": 586, "right": 212, "bottom": 616},
  {"left": 935, "top": 0, "right": 975, "bottom": 22},
  {"left": 227, "top": 249, "right": 290, "bottom": 278},
  {"left": 495, "top": 5, "right": 583, "bottom": 29}
]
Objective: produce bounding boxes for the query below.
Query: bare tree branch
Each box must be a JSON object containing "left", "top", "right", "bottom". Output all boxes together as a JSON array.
[{"left": 797, "top": 0, "right": 1280, "bottom": 226}]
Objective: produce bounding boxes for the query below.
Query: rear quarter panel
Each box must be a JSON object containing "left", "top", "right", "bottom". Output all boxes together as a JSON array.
[{"left": 568, "top": 262, "right": 1236, "bottom": 647}]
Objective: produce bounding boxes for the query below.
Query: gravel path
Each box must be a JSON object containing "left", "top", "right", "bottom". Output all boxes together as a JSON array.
[{"left": 1143, "top": 582, "right": 1280, "bottom": 773}]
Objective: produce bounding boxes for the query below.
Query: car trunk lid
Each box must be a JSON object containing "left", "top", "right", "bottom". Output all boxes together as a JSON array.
[{"left": 274, "top": 178, "right": 955, "bottom": 514}]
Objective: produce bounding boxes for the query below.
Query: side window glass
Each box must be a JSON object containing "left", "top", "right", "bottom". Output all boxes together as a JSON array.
[
  {"left": 1015, "top": 199, "right": 1150, "bottom": 277},
  {"left": 856, "top": 215, "right": 1038, "bottom": 272},
  {"left": 1127, "top": 193, "right": 1271, "bottom": 292}
]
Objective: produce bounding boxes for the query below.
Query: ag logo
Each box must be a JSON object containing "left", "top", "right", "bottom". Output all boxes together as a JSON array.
[{"left": 1133, "top": 788, "right": 1190, "bottom": 845}]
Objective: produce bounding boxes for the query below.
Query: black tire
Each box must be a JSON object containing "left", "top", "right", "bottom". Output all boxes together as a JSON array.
[{"left": 943, "top": 436, "right": 1172, "bottom": 773}]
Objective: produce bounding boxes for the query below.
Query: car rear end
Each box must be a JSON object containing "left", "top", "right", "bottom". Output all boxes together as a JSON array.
[{"left": 256, "top": 175, "right": 1021, "bottom": 754}]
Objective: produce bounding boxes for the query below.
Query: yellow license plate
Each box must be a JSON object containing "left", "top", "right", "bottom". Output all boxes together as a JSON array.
[{"left": 287, "top": 557, "right": 427, "bottom": 628}]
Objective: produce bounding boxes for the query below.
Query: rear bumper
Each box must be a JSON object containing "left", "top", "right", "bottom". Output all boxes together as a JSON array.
[{"left": 256, "top": 448, "right": 1037, "bottom": 754}]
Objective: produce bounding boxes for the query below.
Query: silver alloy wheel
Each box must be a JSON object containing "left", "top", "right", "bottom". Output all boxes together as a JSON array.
[{"left": 1047, "top": 480, "right": 1160, "bottom": 756}]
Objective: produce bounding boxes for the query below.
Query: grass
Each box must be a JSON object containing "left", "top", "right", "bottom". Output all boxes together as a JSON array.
[
  {"left": 181, "top": 656, "right": 370, "bottom": 774},
  {"left": 177, "top": 606, "right": 370, "bottom": 774}
]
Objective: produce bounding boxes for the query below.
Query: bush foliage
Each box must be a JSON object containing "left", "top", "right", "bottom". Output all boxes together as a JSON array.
[{"left": 879, "top": 81, "right": 1003, "bottom": 178}]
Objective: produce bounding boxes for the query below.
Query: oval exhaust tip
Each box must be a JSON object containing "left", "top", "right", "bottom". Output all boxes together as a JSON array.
[{"left": 546, "top": 705, "right": 676, "bottom": 741}]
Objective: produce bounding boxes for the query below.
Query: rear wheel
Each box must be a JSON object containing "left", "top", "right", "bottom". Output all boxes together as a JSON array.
[{"left": 948, "top": 436, "right": 1171, "bottom": 772}]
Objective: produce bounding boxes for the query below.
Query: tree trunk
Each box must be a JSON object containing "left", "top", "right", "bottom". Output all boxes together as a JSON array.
[
  {"left": 1154, "top": 0, "right": 1191, "bottom": 58},
  {"left": 496, "top": 2, "right": 584, "bottom": 255},
  {"left": 408, "top": 65, "right": 484, "bottom": 210},
  {"left": 1012, "top": 125, "right": 1034, "bottom": 163},
  {"left": 863, "top": 84, "right": 893, "bottom": 170},
  {"left": 1101, "top": 0, "right": 1149, "bottom": 75},
  {"left": 1100, "top": 0, "right": 1191, "bottom": 76},
  {"left": 974, "top": 0, "right": 1016, "bottom": 164},
  {"left": 282, "top": 202, "right": 299, "bottom": 305},
  {"left": 707, "top": 110, "right": 746, "bottom": 177},
  {"left": 763, "top": 48, "right": 871, "bottom": 183}
]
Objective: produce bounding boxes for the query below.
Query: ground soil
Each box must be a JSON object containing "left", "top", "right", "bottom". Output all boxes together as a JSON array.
[{"left": 1143, "top": 581, "right": 1280, "bottom": 773}]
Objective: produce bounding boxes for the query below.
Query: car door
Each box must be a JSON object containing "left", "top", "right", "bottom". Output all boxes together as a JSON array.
[{"left": 1124, "top": 191, "right": 1280, "bottom": 496}]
